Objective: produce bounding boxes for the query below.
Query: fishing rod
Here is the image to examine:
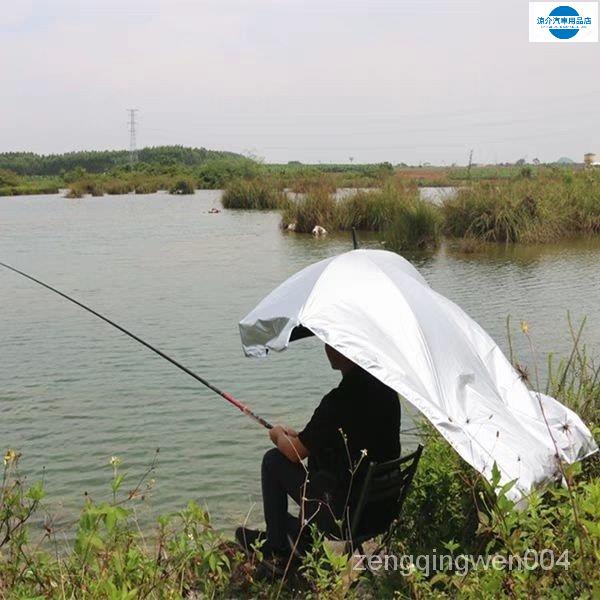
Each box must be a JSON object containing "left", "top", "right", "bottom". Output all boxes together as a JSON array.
[{"left": 0, "top": 261, "right": 272, "bottom": 430}]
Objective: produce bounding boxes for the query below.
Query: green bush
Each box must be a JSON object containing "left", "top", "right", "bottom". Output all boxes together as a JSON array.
[
  {"left": 222, "top": 178, "right": 288, "bottom": 210},
  {"left": 283, "top": 183, "right": 441, "bottom": 250},
  {"left": 377, "top": 431, "right": 599, "bottom": 599},
  {"left": 0, "top": 330, "right": 598, "bottom": 598},
  {"left": 442, "top": 172, "right": 600, "bottom": 243},
  {"left": 374, "top": 322, "right": 600, "bottom": 598},
  {"left": 197, "top": 157, "right": 266, "bottom": 188},
  {"left": 65, "top": 178, "right": 105, "bottom": 198},
  {"left": 103, "top": 179, "right": 133, "bottom": 195},
  {"left": 383, "top": 201, "right": 442, "bottom": 251},
  {"left": 282, "top": 188, "right": 337, "bottom": 232},
  {"left": 169, "top": 178, "right": 196, "bottom": 195},
  {"left": 0, "top": 452, "right": 242, "bottom": 598},
  {"left": 336, "top": 184, "right": 412, "bottom": 231}
]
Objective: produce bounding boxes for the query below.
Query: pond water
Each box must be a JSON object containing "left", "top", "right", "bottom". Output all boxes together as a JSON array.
[{"left": 1, "top": 191, "right": 598, "bottom": 532}]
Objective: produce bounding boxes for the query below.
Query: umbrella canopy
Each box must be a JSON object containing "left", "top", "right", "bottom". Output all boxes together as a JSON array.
[{"left": 239, "top": 249, "right": 597, "bottom": 501}]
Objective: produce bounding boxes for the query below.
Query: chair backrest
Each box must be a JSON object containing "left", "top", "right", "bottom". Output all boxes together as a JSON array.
[{"left": 350, "top": 445, "right": 423, "bottom": 539}]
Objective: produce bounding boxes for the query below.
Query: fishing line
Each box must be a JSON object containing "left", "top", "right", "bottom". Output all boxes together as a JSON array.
[{"left": 0, "top": 261, "right": 272, "bottom": 429}]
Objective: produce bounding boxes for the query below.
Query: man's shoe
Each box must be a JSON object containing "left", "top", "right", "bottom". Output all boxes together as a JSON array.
[
  {"left": 259, "top": 542, "right": 299, "bottom": 578},
  {"left": 235, "top": 527, "right": 298, "bottom": 577},
  {"left": 235, "top": 527, "right": 266, "bottom": 553}
]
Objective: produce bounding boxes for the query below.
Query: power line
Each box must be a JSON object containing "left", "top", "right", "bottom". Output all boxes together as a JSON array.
[{"left": 127, "top": 108, "right": 139, "bottom": 165}]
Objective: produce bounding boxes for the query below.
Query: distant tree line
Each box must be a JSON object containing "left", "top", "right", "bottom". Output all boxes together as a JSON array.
[
  {"left": 0, "top": 145, "right": 243, "bottom": 176},
  {"left": 274, "top": 161, "right": 394, "bottom": 176}
]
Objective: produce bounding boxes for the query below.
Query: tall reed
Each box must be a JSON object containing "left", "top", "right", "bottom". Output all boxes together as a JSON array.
[
  {"left": 283, "top": 183, "right": 441, "bottom": 250},
  {"left": 222, "top": 179, "right": 288, "bottom": 210},
  {"left": 442, "top": 171, "right": 600, "bottom": 243}
]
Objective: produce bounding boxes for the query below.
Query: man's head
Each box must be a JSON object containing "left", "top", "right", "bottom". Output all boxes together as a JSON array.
[{"left": 325, "top": 344, "right": 356, "bottom": 374}]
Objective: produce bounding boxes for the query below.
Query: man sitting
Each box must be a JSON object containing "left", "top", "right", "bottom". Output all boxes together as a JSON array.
[{"left": 236, "top": 344, "right": 401, "bottom": 565}]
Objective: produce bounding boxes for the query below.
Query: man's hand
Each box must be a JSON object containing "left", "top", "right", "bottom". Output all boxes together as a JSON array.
[
  {"left": 269, "top": 424, "right": 308, "bottom": 463},
  {"left": 268, "top": 424, "right": 284, "bottom": 445},
  {"left": 269, "top": 424, "right": 298, "bottom": 445}
]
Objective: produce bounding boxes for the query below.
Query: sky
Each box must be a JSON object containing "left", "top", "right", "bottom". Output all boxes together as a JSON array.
[{"left": 1, "top": 0, "right": 599, "bottom": 165}]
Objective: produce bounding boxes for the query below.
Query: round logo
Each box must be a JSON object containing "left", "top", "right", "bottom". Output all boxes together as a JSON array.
[{"left": 549, "top": 5, "right": 580, "bottom": 39}]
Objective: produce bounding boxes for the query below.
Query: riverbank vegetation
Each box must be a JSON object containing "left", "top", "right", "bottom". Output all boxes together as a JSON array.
[
  {"left": 222, "top": 179, "right": 289, "bottom": 210},
  {"left": 267, "top": 169, "right": 598, "bottom": 250},
  {"left": 279, "top": 183, "right": 442, "bottom": 251},
  {"left": 0, "top": 169, "right": 62, "bottom": 196},
  {"left": 443, "top": 170, "right": 600, "bottom": 243},
  {"left": 1, "top": 324, "right": 598, "bottom": 598},
  {"left": 3, "top": 148, "right": 600, "bottom": 251},
  {"left": 0, "top": 146, "right": 243, "bottom": 176}
]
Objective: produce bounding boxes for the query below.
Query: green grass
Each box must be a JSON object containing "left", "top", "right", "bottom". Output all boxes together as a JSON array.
[
  {"left": 0, "top": 326, "right": 597, "bottom": 598},
  {"left": 169, "top": 178, "right": 196, "bottom": 195},
  {"left": 3, "top": 159, "right": 600, "bottom": 251},
  {"left": 0, "top": 169, "right": 62, "bottom": 196},
  {"left": 282, "top": 188, "right": 337, "bottom": 232},
  {"left": 335, "top": 185, "right": 411, "bottom": 231},
  {"left": 442, "top": 171, "right": 600, "bottom": 243},
  {"left": 0, "top": 183, "right": 61, "bottom": 196},
  {"left": 282, "top": 183, "right": 441, "bottom": 250},
  {"left": 383, "top": 200, "right": 442, "bottom": 251},
  {"left": 222, "top": 178, "right": 289, "bottom": 210}
]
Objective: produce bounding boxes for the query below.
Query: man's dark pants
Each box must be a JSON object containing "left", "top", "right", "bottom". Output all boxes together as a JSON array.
[{"left": 262, "top": 448, "right": 338, "bottom": 551}]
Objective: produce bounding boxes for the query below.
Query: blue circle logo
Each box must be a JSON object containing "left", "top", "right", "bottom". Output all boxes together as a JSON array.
[{"left": 549, "top": 5, "right": 580, "bottom": 39}]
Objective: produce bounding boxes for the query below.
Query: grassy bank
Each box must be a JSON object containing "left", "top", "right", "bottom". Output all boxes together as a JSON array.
[
  {"left": 222, "top": 179, "right": 289, "bottom": 210},
  {"left": 0, "top": 149, "right": 395, "bottom": 198},
  {"left": 443, "top": 171, "right": 600, "bottom": 243},
  {"left": 43, "top": 162, "right": 390, "bottom": 200},
  {"left": 4, "top": 156, "right": 600, "bottom": 251},
  {"left": 276, "top": 169, "right": 600, "bottom": 249},
  {"left": 280, "top": 183, "right": 441, "bottom": 250},
  {"left": 1, "top": 323, "right": 597, "bottom": 598},
  {"left": 0, "top": 169, "right": 62, "bottom": 196}
]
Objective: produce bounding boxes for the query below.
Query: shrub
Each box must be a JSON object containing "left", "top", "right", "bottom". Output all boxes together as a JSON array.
[
  {"left": 197, "top": 157, "right": 266, "bottom": 188},
  {"left": 169, "top": 178, "right": 196, "bottom": 195},
  {"left": 336, "top": 185, "right": 412, "bottom": 231},
  {"left": 0, "top": 452, "right": 243, "bottom": 598},
  {"left": 289, "top": 173, "right": 338, "bottom": 194},
  {"left": 442, "top": 172, "right": 600, "bottom": 243},
  {"left": 0, "top": 184, "right": 61, "bottom": 196},
  {"left": 383, "top": 201, "right": 442, "bottom": 251},
  {"left": 222, "top": 179, "right": 288, "bottom": 210},
  {"left": 282, "top": 188, "right": 337, "bottom": 232},
  {"left": 0, "top": 327, "right": 598, "bottom": 599},
  {"left": 65, "top": 187, "right": 83, "bottom": 198},
  {"left": 65, "top": 179, "right": 104, "bottom": 198},
  {"left": 103, "top": 179, "right": 133, "bottom": 195}
]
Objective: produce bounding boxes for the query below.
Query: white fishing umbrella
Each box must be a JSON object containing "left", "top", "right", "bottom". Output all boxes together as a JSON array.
[{"left": 239, "top": 249, "right": 597, "bottom": 501}]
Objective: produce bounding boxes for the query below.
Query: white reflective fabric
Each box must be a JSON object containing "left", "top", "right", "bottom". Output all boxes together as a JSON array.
[{"left": 239, "top": 250, "right": 597, "bottom": 501}]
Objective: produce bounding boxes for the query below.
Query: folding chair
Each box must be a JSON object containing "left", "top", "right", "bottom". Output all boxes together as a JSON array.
[{"left": 339, "top": 444, "right": 423, "bottom": 556}]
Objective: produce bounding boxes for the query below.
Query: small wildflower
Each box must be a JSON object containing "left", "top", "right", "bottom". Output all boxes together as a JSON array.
[
  {"left": 3, "top": 449, "right": 18, "bottom": 466},
  {"left": 360, "top": 448, "right": 368, "bottom": 457},
  {"left": 520, "top": 321, "right": 529, "bottom": 334},
  {"left": 109, "top": 456, "right": 122, "bottom": 467}
]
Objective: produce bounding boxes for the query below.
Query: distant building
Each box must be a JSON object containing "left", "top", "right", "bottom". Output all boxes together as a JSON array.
[{"left": 584, "top": 152, "right": 598, "bottom": 166}]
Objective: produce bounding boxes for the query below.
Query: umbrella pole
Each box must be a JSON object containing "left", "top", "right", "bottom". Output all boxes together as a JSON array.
[{"left": 0, "top": 261, "right": 273, "bottom": 430}]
